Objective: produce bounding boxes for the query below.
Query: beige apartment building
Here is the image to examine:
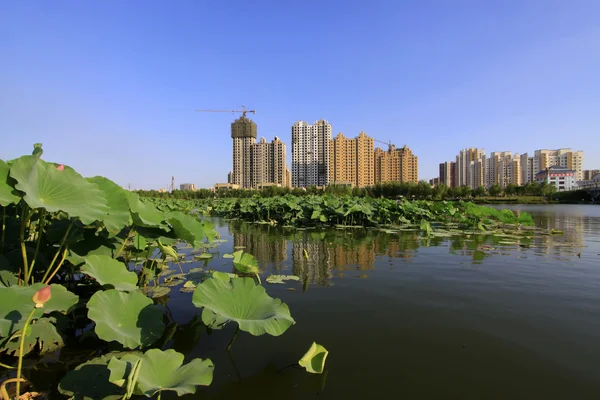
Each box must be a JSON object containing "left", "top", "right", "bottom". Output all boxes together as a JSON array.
[
  {"left": 374, "top": 144, "right": 418, "bottom": 184},
  {"left": 534, "top": 148, "right": 584, "bottom": 181},
  {"left": 250, "top": 136, "right": 287, "bottom": 188},
  {"left": 230, "top": 116, "right": 257, "bottom": 188},
  {"left": 328, "top": 131, "right": 375, "bottom": 187}
]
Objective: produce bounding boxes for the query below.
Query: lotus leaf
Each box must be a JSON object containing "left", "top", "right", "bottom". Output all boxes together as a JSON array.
[
  {"left": 0, "top": 159, "right": 20, "bottom": 206},
  {"left": 109, "top": 349, "right": 214, "bottom": 397},
  {"left": 0, "top": 270, "right": 18, "bottom": 287},
  {"left": 192, "top": 276, "right": 295, "bottom": 336},
  {"left": 87, "top": 289, "right": 165, "bottom": 349},
  {"left": 265, "top": 275, "right": 301, "bottom": 284},
  {"left": 87, "top": 176, "right": 132, "bottom": 235},
  {"left": 298, "top": 342, "right": 329, "bottom": 374},
  {"left": 0, "top": 283, "right": 78, "bottom": 337},
  {"left": 222, "top": 253, "right": 234, "bottom": 259},
  {"left": 9, "top": 155, "right": 109, "bottom": 225},
  {"left": 194, "top": 253, "right": 213, "bottom": 260},
  {"left": 167, "top": 211, "right": 209, "bottom": 248},
  {"left": 232, "top": 250, "right": 259, "bottom": 274},
  {"left": 133, "top": 232, "right": 148, "bottom": 251},
  {"left": 58, "top": 353, "right": 129, "bottom": 400},
  {"left": 143, "top": 286, "right": 171, "bottom": 299},
  {"left": 81, "top": 255, "right": 138, "bottom": 291},
  {"left": 2, "top": 316, "right": 64, "bottom": 356},
  {"left": 126, "top": 192, "right": 166, "bottom": 228}
]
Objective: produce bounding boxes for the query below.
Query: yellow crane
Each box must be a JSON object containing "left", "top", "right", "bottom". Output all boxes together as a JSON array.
[
  {"left": 374, "top": 138, "right": 394, "bottom": 151},
  {"left": 195, "top": 105, "right": 256, "bottom": 118}
]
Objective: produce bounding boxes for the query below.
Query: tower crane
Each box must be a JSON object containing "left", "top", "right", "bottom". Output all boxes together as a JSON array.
[
  {"left": 195, "top": 105, "right": 256, "bottom": 118},
  {"left": 374, "top": 138, "right": 394, "bottom": 151}
]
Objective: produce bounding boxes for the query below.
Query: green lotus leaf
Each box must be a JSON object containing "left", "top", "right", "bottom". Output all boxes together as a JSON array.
[
  {"left": 0, "top": 159, "right": 20, "bottom": 206},
  {"left": 222, "top": 253, "right": 234, "bottom": 259},
  {"left": 0, "top": 270, "right": 18, "bottom": 287},
  {"left": 126, "top": 192, "right": 166, "bottom": 228},
  {"left": 80, "top": 255, "right": 138, "bottom": 291},
  {"left": 157, "top": 239, "right": 178, "bottom": 260},
  {"left": 192, "top": 276, "right": 295, "bottom": 336},
  {"left": 232, "top": 250, "right": 259, "bottom": 275},
  {"left": 2, "top": 316, "right": 64, "bottom": 356},
  {"left": 194, "top": 253, "right": 213, "bottom": 260},
  {"left": 87, "top": 176, "right": 132, "bottom": 236},
  {"left": 87, "top": 289, "right": 165, "bottom": 349},
  {"left": 167, "top": 211, "right": 209, "bottom": 248},
  {"left": 298, "top": 342, "right": 329, "bottom": 374},
  {"left": 133, "top": 233, "right": 148, "bottom": 251},
  {"left": 110, "top": 349, "right": 214, "bottom": 397},
  {"left": 265, "top": 275, "right": 300, "bottom": 284},
  {"left": 143, "top": 286, "right": 171, "bottom": 298},
  {"left": 0, "top": 283, "right": 79, "bottom": 337},
  {"left": 58, "top": 353, "right": 130, "bottom": 400},
  {"left": 9, "top": 155, "right": 109, "bottom": 225}
]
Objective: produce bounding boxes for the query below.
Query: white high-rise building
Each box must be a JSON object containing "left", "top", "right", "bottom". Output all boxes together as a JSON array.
[
  {"left": 292, "top": 120, "right": 332, "bottom": 187},
  {"left": 455, "top": 148, "right": 485, "bottom": 189}
]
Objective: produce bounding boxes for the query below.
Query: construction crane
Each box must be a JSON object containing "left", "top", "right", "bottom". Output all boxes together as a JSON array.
[
  {"left": 374, "top": 138, "right": 394, "bottom": 151},
  {"left": 168, "top": 176, "right": 175, "bottom": 192},
  {"left": 195, "top": 105, "right": 256, "bottom": 118}
]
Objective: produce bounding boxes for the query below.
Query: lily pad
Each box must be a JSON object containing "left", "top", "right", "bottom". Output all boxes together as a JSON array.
[
  {"left": 80, "top": 255, "right": 138, "bottom": 291},
  {"left": 143, "top": 286, "right": 171, "bottom": 298},
  {"left": 0, "top": 283, "right": 78, "bottom": 337},
  {"left": 192, "top": 276, "right": 294, "bottom": 336},
  {"left": 3, "top": 316, "right": 64, "bottom": 356},
  {"left": 111, "top": 349, "right": 214, "bottom": 397},
  {"left": 194, "top": 253, "right": 213, "bottom": 260},
  {"left": 222, "top": 253, "right": 234, "bottom": 259},
  {"left": 232, "top": 250, "right": 259, "bottom": 275},
  {"left": 87, "top": 289, "right": 165, "bottom": 349},
  {"left": 299, "top": 342, "right": 329, "bottom": 374},
  {"left": 265, "top": 275, "right": 300, "bottom": 284},
  {"left": 0, "top": 159, "right": 20, "bottom": 206},
  {"left": 9, "top": 155, "right": 109, "bottom": 225},
  {"left": 87, "top": 176, "right": 132, "bottom": 235}
]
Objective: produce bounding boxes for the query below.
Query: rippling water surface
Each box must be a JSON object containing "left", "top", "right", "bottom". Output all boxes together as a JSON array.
[{"left": 167, "top": 204, "right": 600, "bottom": 400}]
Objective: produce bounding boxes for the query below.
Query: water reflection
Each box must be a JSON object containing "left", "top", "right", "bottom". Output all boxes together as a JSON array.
[{"left": 227, "top": 204, "right": 596, "bottom": 284}]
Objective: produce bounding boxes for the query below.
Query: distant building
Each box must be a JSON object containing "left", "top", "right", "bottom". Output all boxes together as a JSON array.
[
  {"left": 329, "top": 131, "right": 374, "bottom": 187},
  {"left": 534, "top": 148, "right": 584, "bottom": 181},
  {"left": 592, "top": 173, "right": 600, "bottom": 184},
  {"left": 374, "top": 144, "right": 418, "bottom": 184},
  {"left": 180, "top": 183, "right": 196, "bottom": 191},
  {"left": 231, "top": 116, "right": 257, "bottom": 188},
  {"left": 535, "top": 166, "right": 576, "bottom": 192},
  {"left": 438, "top": 161, "right": 456, "bottom": 187},
  {"left": 429, "top": 178, "right": 440, "bottom": 187},
  {"left": 292, "top": 120, "right": 332, "bottom": 187},
  {"left": 583, "top": 169, "right": 600, "bottom": 180},
  {"left": 455, "top": 148, "right": 485, "bottom": 189},
  {"left": 214, "top": 183, "right": 240, "bottom": 191},
  {"left": 251, "top": 136, "right": 287, "bottom": 188}
]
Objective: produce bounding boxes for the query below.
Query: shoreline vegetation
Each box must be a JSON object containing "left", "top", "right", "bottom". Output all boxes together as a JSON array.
[{"left": 136, "top": 181, "right": 596, "bottom": 205}]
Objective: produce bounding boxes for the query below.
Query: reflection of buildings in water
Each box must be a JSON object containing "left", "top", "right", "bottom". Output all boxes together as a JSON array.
[
  {"left": 373, "top": 232, "right": 419, "bottom": 260},
  {"left": 329, "top": 243, "right": 375, "bottom": 271},
  {"left": 292, "top": 239, "right": 331, "bottom": 284},
  {"left": 231, "top": 226, "right": 287, "bottom": 269},
  {"left": 529, "top": 213, "right": 585, "bottom": 257}
]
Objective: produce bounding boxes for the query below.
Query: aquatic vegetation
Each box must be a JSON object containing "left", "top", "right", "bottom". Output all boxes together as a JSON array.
[
  {"left": 299, "top": 342, "right": 329, "bottom": 374},
  {"left": 0, "top": 145, "right": 321, "bottom": 399}
]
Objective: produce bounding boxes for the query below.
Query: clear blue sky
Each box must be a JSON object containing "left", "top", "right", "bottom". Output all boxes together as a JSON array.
[{"left": 1, "top": 0, "right": 599, "bottom": 189}]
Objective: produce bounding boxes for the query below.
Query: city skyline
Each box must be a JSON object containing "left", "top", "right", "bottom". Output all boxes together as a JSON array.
[{"left": 1, "top": 2, "right": 598, "bottom": 189}]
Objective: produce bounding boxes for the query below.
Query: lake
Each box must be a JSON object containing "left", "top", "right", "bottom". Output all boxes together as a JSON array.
[{"left": 169, "top": 204, "right": 600, "bottom": 399}]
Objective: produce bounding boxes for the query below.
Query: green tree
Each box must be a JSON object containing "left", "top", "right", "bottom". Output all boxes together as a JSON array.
[
  {"left": 489, "top": 184, "right": 502, "bottom": 198},
  {"left": 473, "top": 185, "right": 486, "bottom": 197},
  {"left": 505, "top": 183, "right": 517, "bottom": 196}
]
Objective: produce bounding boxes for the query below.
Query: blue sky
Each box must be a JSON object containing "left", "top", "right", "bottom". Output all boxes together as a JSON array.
[{"left": 1, "top": 0, "right": 599, "bottom": 189}]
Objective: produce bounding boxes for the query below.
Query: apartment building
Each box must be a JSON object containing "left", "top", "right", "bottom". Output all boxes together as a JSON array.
[
  {"left": 329, "top": 131, "right": 375, "bottom": 187},
  {"left": 582, "top": 169, "right": 599, "bottom": 181},
  {"left": 534, "top": 148, "right": 584, "bottom": 181},
  {"left": 292, "top": 120, "right": 332, "bottom": 187},
  {"left": 455, "top": 148, "right": 485, "bottom": 188},
  {"left": 179, "top": 183, "right": 196, "bottom": 191},
  {"left": 231, "top": 116, "right": 257, "bottom": 188},
  {"left": 535, "top": 166, "right": 576, "bottom": 191},
  {"left": 374, "top": 144, "right": 418, "bottom": 184},
  {"left": 250, "top": 136, "right": 287, "bottom": 188}
]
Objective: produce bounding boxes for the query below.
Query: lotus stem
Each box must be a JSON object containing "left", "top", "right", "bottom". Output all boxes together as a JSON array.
[
  {"left": 41, "top": 220, "right": 73, "bottom": 284},
  {"left": 43, "top": 247, "right": 68, "bottom": 285},
  {"left": 1, "top": 378, "right": 26, "bottom": 400},
  {"left": 0, "top": 361, "right": 16, "bottom": 369},
  {"left": 15, "top": 307, "right": 36, "bottom": 397},
  {"left": 27, "top": 209, "right": 46, "bottom": 283},
  {"left": 115, "top": 228, "right": 135, "bottom": 259},
  {"left": 19, "top": 207, "right": 32, "bottom": 285},
  {"left": 226, "top": 325, "right": 240, "bottom": 352},
  {"left": 255, "top": 273, "right": 261, "bottom": 285}
]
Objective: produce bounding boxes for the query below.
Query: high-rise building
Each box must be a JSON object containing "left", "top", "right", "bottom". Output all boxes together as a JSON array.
[
  {"left": 455, "top": 148, "right": 485, "bottom": 189},
  {"left": 583, "top": 169, "right": 600, "bottom": 180},
  {"left": 251, "top": 136, "right": 287, "bottom": 188},
  {"left": 534, "top": 148, "right": 584, "bottom": 181},
  {"left": 231, "top": 116, "right": 257, "bottom": 188},
  {"left": 374, "top": 145, "right": 418, "bottom": 184},
  {"left": 292, "top": 120, "right": 332, "bottom": 187},
  {"left": 329, "top": 131, "right": 374, "bottom": 187}
]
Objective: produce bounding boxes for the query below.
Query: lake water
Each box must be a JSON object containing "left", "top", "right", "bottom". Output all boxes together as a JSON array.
[{"left": 170, "top": 204, "right": 600, "bottom": 399}]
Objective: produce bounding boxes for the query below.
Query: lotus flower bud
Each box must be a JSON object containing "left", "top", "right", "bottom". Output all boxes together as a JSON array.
[
  {"left": 56, "top": 164, "right": 64, "bottom": 171},
  {"left": 32, "top": 285, "right": 52, "bottom": 308}
]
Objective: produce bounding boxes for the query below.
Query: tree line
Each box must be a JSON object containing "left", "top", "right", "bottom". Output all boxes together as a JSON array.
[{"left": 135, "top": 180, "right": 559, "bottom": 200}]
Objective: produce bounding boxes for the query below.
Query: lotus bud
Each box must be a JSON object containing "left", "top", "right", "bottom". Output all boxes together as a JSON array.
[
  {"left": 56, "top": 164, "right": 65, "bottom": 171},
  {"left": 32, "top": 285, "right": 52, "bottom": 308}
]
